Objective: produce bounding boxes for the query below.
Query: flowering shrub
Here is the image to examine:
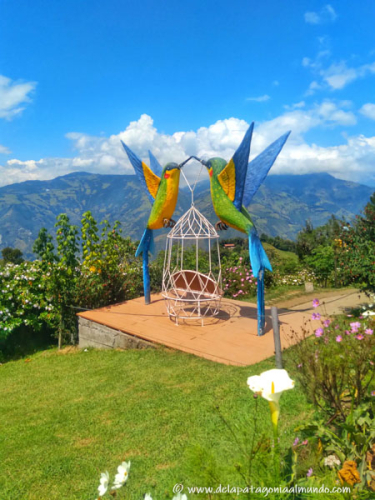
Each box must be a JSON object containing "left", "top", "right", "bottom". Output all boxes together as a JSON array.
[
  {"left": 272, "top": 268, "right": 316, "bottom": 287},
  {"left": 223, "top": 258, "right": 316, "bottom": 300},
  {"left": 0, "top": 261, "right": 57, "bottom": 341},
  {"left": 287, "top": 300, "right": 375, "bottom": 418},
  {"left": 0, "top": 212, "right": 163, "bottom": 352},
  {"left": 222, "top": 258, "right": 258, "bottom": 299}
]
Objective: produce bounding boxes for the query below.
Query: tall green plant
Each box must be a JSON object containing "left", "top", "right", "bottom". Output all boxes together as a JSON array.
[
  {"left": 53, "top": 214, "right": 80, "bottom": 348},
  {"left": 32, "top": 227, "right": 57, "bottom": 264}
]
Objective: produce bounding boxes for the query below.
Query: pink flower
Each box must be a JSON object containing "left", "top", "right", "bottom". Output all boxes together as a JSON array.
[
  {"left": 335, "top": 325, "right": 339, "bottom": 330},
  {"left": 323, "top": 319, "right": 331, "bottom": 327},
  {"left": 350, "top": 322, "right": 361, "bottom": 333},
  {"left": 293, "top": 437, "right": 299, "bottom": 446},
  {"left": 311, "top": 313, "right": 321, "bottom": 320},
  {"left": 312, "top": 299, "right": 319, "bottom": 308},
  {"left": 336, "top": 335, "right": 342, "bottom": 342},
  {"left": 307, "top": 468, "right": 313, "bottom": 477},
  {"left": 239, "top": 257, "right": 242, "bottom": 261},
  {"left": 297, "top": 363, "right": 302, "bottom": 368},
  {"left": 347, "top": 314, "right": 353, "bottom": 317},
  {"left": 350, "top": 321, "right": 361, "bottom": 329},
  {"left": 315, "top": 328, "right": 323, "bottom": 337},
  {"left": 365, "top": 328, "right": 373, "bottom": 335},
  {"left": 302, "top": 440, "right": 308, "bottom": 445},
  {"left": 371, "top": 391, "right": 375, "bottom": 397},
  {"left": 241, "top": 278, "right": 244, "bottom": 282},
  {"left": 345, "top": 330, "right": 351, "bottom": 335},
  {"left": 356, "top": 334, "right": 364, "bottom": 340}
]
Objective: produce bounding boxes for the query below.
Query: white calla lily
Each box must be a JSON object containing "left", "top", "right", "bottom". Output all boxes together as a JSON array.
[
  {"left": 247, "top": 368, "right": 295, "bottom": 403},
  {"left": 98, "top": 471, "right": 109, "bottom": 497},
  {"left": 172, "top": 493, "right": 188, "bottom": 500},
  {"left": 112, "top": 460, "right": 131, "bottom": 489},
  {"left": 247, "top": 369, "right": 294, "bottom": 428}
]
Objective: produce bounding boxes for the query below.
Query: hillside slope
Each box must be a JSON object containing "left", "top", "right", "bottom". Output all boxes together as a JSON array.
[{"left": 0, "top": 172, "right": 372, "bottom": 258}]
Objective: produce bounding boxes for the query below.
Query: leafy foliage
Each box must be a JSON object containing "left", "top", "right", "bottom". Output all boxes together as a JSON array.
[
  {"left": 339, "top": 192, "right": 375, "bottom": 293},
  {"left": 298, "top": 401, "right": 375, "bottom": 490},
  {"left": 287, "top": 311, "right": 375, "bottom": 419},
  {"left": 32, "top": 227, "right": 57, "bottom": 263},
  {"left": 1, "top": 247, "right": 24, "bottom": 265},
  {"left": 0, "top": 211, "right": 156, "bottom": 350}
]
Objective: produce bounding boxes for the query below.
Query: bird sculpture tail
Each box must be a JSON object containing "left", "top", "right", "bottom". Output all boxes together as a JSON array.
[
  {"left": 136, "top": 228, "right": 155, "bottom": 304},
  {"left": 249, "top": 230, "right": 272, "bottom": 336}
]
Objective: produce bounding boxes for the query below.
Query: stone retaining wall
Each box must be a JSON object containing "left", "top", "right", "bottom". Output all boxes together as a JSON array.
[{"left": 78, "top": 317, "right": 156, "bottom": 351}]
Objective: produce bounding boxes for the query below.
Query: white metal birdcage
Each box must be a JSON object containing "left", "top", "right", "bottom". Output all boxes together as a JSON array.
[{"left": 162, "top": 168, "right": 223, "bottom": 325}]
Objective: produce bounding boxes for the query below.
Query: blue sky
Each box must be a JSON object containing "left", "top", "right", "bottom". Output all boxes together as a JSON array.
[{"left": 1, "top": 0, "right": 375, "bottom": 186}]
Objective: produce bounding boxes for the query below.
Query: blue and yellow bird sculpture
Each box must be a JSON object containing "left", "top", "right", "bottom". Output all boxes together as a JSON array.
[
  {"left": 121, "top": 142, "right": 181, "bottom": 304},
  {"left": 200, "top": 124, "right": 290, "bottom": 335}
]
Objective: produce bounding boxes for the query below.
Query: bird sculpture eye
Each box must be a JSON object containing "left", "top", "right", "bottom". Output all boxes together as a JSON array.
[{"left": 164, "top": 173, "right": 170, "bottom": 179}]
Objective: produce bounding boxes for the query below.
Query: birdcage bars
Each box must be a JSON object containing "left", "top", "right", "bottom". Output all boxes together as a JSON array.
[{"left": 162, "top": 204, "right": 223, "bottom": 326}]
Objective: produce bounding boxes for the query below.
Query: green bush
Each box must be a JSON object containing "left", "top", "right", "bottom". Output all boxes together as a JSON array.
[
  {"left": 0, "top": 261, "right": 57, "bottom": 342},
  {"left": 287, "top": 310, "right": 375, "bottom": 418}
]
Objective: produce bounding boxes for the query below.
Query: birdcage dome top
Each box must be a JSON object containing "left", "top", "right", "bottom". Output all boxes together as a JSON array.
[{"left": 167, "top": 205, "right": 219, "bottom": 240}]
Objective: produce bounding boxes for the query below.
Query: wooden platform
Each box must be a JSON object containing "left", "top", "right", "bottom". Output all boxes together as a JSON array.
[{"left": 78, "top": 293, "right": 312, "bottom": 366}]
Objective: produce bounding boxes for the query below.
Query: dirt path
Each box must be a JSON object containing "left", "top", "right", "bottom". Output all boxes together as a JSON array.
[{"left": 273, "top": 288, "right": 371, "bottom": 316}]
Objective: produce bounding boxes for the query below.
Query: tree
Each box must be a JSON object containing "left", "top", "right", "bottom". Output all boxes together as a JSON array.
[
  {"left": 1, "top": 247, "right": 24, "bottom": 264},
  {"left": 32, "top": 228, "right": 57, "bottom": 263},
  {"left": 339, "top": 192, "right": 375, "bottom": 293},
  {"left": 305, "top": 245, "right": 335, "bottom": 287}
]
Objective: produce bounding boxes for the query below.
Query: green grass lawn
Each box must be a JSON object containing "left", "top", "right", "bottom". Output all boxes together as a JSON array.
[{"left": 0, "top": 347, "right": 313, "bottom": 499}]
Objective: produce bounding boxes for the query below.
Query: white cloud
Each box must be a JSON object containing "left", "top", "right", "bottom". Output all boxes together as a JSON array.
[
  {"left": 1, "top": 104, "right": 374, "bottom": 188},
  {"left": 303, "top": 56, "right": 375, "bottom": 93},
  {"left": 324, "top": 61, "right": 375, "bottom": 89},
  {"left": 0, "top": 75, "right": 37, "bottom": 120},
  {"left": 304, "top": 11, "right": 320, "bottom": 24},
  {"left": 304, "top": 4, "right": 337, "bottom": 24},
  {"left": 360, "top": 103, "right": 375, "bottom": 120},
  {"left": 284, "top": 101, "right": 305, "bottom": 110},
  {"left": 246, "top": 94, "right": 270, "bottom": 102},
  {"left": 0, "top": 144, "right": 11, "bottom": 154}
]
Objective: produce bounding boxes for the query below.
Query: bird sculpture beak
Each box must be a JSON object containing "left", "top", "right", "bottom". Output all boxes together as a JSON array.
[{"left": 178, "top": 156, "right": 205, "bottom": 169}]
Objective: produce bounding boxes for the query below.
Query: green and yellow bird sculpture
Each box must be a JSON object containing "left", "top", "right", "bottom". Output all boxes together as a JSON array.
[
  {"left": 200, "top": 123, "right": 290, "bottom": 335},
  {"left": 121, "top": 141, "right": 181, "bottom": 304}
]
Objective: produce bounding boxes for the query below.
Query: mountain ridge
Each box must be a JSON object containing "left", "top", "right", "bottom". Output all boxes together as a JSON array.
[{"left": 0, "top": 172, "right": 372, "bottom": 259}]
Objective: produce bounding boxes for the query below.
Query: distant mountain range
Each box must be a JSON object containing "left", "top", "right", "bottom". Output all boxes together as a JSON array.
[{"left": 0, "top": 172, "right": 373, "bottom": 259}]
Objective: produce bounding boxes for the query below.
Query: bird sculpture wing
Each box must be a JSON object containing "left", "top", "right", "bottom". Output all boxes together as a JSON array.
[
  {"left": 121, "top": 141, "right": 161, "bottom": 204},
  {"left": 217, "top": 122, "right": 254, "bottom": 211},
  {"left": 148, "top": 149, "right": 163, "bottom": 178},
  {"left": 242, "top": 131, "right": 291, "bottom": 207}
]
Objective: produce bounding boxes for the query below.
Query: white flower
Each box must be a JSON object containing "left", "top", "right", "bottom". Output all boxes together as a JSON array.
[
  {"left": 112, "top": 461, "right": 131, "bottom": 489},
  {"left": 363, "top": 310, "right": 375, "bottom": 317},
  {"left": 172, "top": 494, "right": 188, "bottom": 500},
  {"left": 98, "top": 471, "right": 109, "bottom": 497},
  {"left": 247, "top": 369, "right": 295, "bottom": 429},
  {"left": 144, "top": 494, "right": 153, "bottom": 500},
  {"left": 324, "top": 455, "right": 341, "bottom": 468},
  {"left": 247, "top": 369, "right": 295, "bottom": 404}
]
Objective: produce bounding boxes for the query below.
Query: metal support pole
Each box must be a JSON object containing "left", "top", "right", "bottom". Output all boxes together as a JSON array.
[{"left": 271, "top": 306, "right": 283, "bottom": 369}]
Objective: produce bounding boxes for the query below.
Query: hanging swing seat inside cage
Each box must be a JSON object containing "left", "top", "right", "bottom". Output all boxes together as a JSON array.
[{"left": 162, "top": 203, "right": 223, "bottom": 325}]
